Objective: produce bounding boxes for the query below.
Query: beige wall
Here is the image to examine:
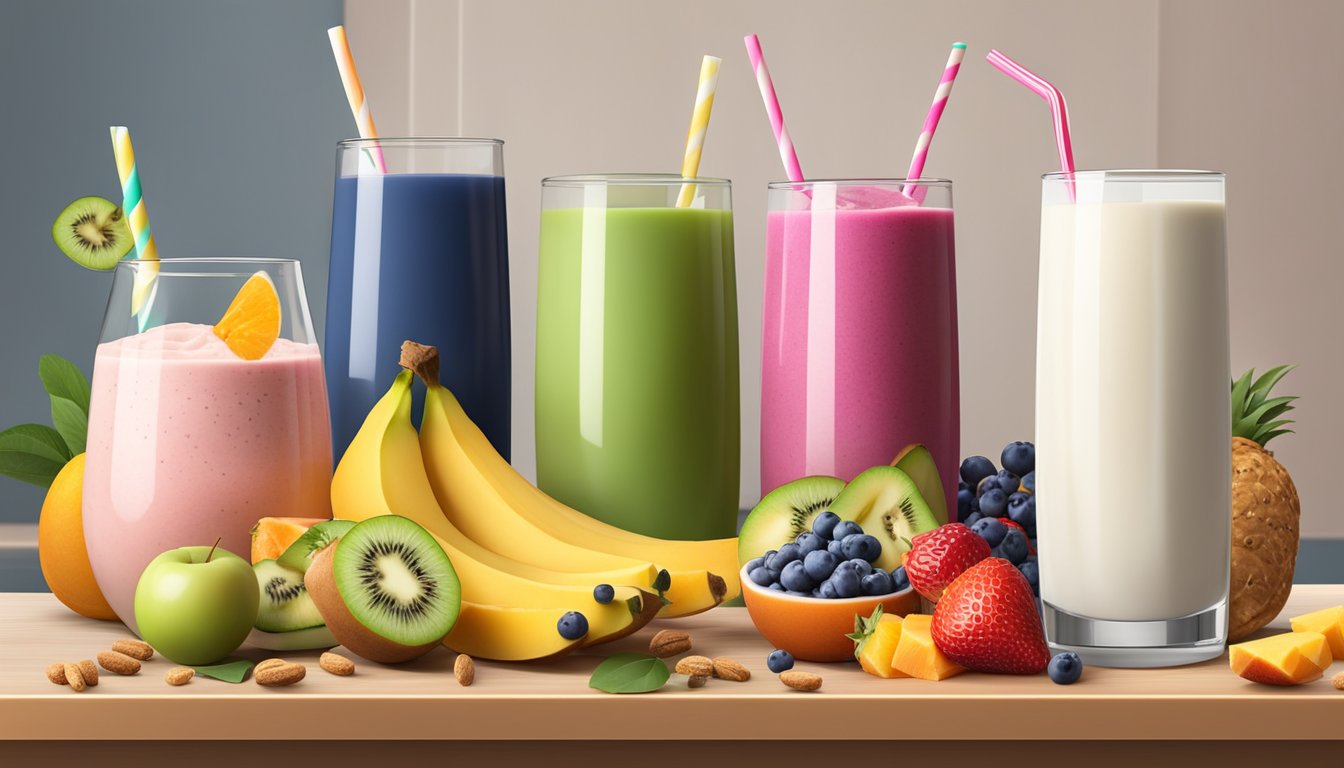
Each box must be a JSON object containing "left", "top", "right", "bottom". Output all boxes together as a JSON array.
[{"left": 346, "top": 0, "right": 1341, "bottom": 537}]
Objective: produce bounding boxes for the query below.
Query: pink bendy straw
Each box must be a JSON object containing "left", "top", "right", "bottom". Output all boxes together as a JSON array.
[
  {"left": 903, "top": 42, "right": 967, "bottom": 199},
  {"left": 985, "top": 49, "right": 1075, "bottom": 192},
  {"left": 744, "top": 34, "right": 805, "bottom": 183}
]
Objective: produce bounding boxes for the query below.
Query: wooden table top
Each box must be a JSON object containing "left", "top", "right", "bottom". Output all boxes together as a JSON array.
[{"left": 3, "top": 587, "right": 1342, "bottom": 742}]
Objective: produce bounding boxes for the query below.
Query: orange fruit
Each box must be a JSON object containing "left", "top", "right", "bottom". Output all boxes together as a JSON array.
[
  {"left": 214, "top": 271, "right": 281, "bottom": 360},
  {"left": 38, "top": 453, "right": 119, "bottom": 620},
  {"left": 250, "top": 517, "right": 324, "bottom": 564}
]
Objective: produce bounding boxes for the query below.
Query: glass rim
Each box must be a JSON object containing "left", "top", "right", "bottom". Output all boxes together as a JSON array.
[
  {"left": 1043, "top": 169, "right": 1225, "bottom": 182},
  {"left": 767, "top": 177, "right": 951, "bottom": 190},
  {"left": 337, "top": 136, "right": 504, "bottom": 148},
  {"left": 542, "top": 172, "right": 731, "bottom": 187},
  {"left": 114, "top": 257, "right": 301, "bottom": 266}
]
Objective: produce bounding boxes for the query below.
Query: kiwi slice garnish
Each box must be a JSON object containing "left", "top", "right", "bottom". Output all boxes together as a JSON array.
[
  {"left": 738, "top": 476, "right": 847, "bottom": 565},
  {"left": 829, "top": 466, "right": 941, "bottom": 571},
  {"left": 253, "top": 559, "right": 325, "bottom": 632},
  {"left": 51, "top": 196, "right": 133, "bottom": 270}
]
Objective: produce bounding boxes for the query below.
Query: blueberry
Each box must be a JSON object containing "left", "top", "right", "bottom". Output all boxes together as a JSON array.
[
  {"left": 997, "top": 470, "right": 1021, "bottom": 495},
  {"left": 976, "top": 476, "right": 1001, "bottom": 496},
  {"left": 999, "top": 528, "right": 1029, "bottom": 565},
  {"left": 1020, "top": 470, "right": 1035, "bottom": 495},
  {"left": 970, "top": 516, "right": 1007, "bottom": 547},
  {"left": 812, "top": 511, "right": 841, "bottom": 540},
  {"left": 841, "top": 534, "right": 882, "bottom": 563},
  {"left": 960, "top": 455, "right": 997, "bottom": 487},
  {"left": 1001, "top": 441, "right": 1035, "bottom": 476},
  {"left": 768, "top": 581, "right": 785, "bottom": 591},
  {"left": 826, "top": 539, "right": 846, "bottom": 557},
  {"left": 830, "top": 567, "right": 862, "bottom": 598},
  {"left": 749, "top": 566, "right": 777, "bottom": 587},
  {"left": 780, "top": 560, "right": 817, "bottom": 592},
  {"left": 556, "top": 611, "right": 589, "bottom": 640},
  {"left": 795, "top": 531, "right": 825, "bottom": 555},
  {"left": 979, "top": 487, "right": 1009, "bottom": 517},
  {"left": 593, "top": 584, "right": 615, "bottom": 604},
  {"left": 957, "top": 487, "right": 976, "bottom": 519},
  {"left": 818, "top": 580, "right": 839, "bottom": 599},
  {"left": 958, "top": 480, "right": 969, "bottom": 492},
  {"left": 744, "top": 556, "right": 765, "bottom": 573},
  {"left": 1017, "top": 559, "right": 1040, "bottom": 595},
  {"left": 890, "top": 566, "right": 910, "bottom": 592},
  {"left": 832, "top": 521, "right": 863, "bottom": 540},
  {"left": 840, "top": 558, "right": 873, "bottom": 577},
  {"left": 1008, "top": 494, "right": 1036, "bottom": 535},
  {"left": 769, "top": 542, "right": 802, "bottom": 570},
  {"left": 762, "top": 549, "right": 778, "bottom": 564},
  {"left": 861, "top": 570, "right": 895, "bottom": 595},
  {"left": 767, "top": 649, "right": 795, "bottom": 674},
  {"left": 803, "top": 549, "right": 840, "bottom": 581},
  {"left": 1048, "top": 652, "right": 1083, "bottom": 685},
  {"left": 962, "top": 511, "right": 984, "bottom": 527}
]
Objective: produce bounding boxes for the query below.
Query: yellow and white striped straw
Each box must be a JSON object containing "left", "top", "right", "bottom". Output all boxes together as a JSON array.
[
  {"left": 676, "top": 55, "right": 722, "bottom": 208},
  {"left": 328, "top": 25, "right": 387, "bottom": 173},
  {"left": 110, "top": 126, "right": 158, "bottom": 316}
]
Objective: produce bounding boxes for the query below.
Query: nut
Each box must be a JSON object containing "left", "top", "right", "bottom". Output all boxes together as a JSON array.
[
  {"left": 46, "top": 662, "right": 67, "bottom": 685},
  {"left": 97, "top": 650, "right": 141, "bottom": 676},
  {"left": 111, "top": 639, "right": 154, "bottom": 661},
  {"left": 256, "top": 662, "right": 306, "bottom": 687},
  {"left": 649, "top": 629, "right": 692, "bottom": 658},
  {"left": 780, "top": 670, "right": 823, "bottom": 691},
  {"left": 165, "top": 668, "right": 195, "bottom": 686},
  {"left": 64, "top": 662, "right": 86, "bottom": 693},
  {"left": 254, "top": 658, "right": 288, "bottom": 675},
  {"left": 78, "top": 659, "right": 98, "bottom": 687},
  {"left": 454, "top": 654, "right": 475, "bottom": 686},
  {"left": 1333, "top": 672, "right": 1344, "bottom": 691},
  {"left": 674, "top": 655, "right": 713, "bottom": 677},
  {"left": 711, "top": 657, "right": 751, "bottom": 682},
  {"left": 320, "top": 652, "right": 356, "bottom": 677},
  {"left": 687, "top": 674, "right": 709, "bottom": 688}
]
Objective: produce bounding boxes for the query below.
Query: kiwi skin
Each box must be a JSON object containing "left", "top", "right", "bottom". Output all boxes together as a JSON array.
[{"left": 306, "top": 542, "right": 443, "bottom": 663}]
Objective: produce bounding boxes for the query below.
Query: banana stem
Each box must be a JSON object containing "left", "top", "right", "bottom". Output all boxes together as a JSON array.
[{"left": 400, "top": 340, "right": 440, "bottom": 388}]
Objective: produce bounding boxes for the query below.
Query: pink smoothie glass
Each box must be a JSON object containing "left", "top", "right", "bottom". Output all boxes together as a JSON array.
[
  {"left": 83, "top": 259, "right": 333, "bottom": 633},
  {"left": 761, "top": 180, "right": 959, "bottom": 514}
]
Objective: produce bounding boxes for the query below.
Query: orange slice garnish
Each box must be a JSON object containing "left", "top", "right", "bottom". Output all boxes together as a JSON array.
[{"left": 214, "top": 271, "right": 281, "bottom": 360}]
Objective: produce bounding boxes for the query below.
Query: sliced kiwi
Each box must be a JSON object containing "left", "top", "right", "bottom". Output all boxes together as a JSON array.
[
  {"left": 830, "top": 466, "right": 940, "bottom": 572},
  {"left": 891, "top": 444, "right": 949, "bottom": 525},
  {"left": 277, "top": 519, "right": 357, "bottom": 573},
  {"left": 51, "top": 196, "right": 133, "bottom": 270},
  {"left": 253, "top": 559, "right": 325, "bottom": 632},
  {"left": 738, "top": 476, "right": 847, "bottom": 565}
]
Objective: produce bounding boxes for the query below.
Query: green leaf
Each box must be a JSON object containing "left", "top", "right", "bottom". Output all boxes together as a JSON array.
[
  {"left": 0, "top": 423, "right": 71, "bottom": 487},
  {"left": 38, "top": 355, "right": 91, "bottom": 416},
  {"left": 193, "top": 658, "right": 255, "bottom": 683},
  {"left": 845, "top": 604, "right": 885, "bottom": 660},
  {"left": 1257, "top": 429, "right": 1294, "bottom": 446},
  {"left": 1235, "top": 396, "right": 1297, "bottom": 436},
  {"left": 50, "top": 396, "right": 88, "bottom": 456},
  {"left": 1230, "top": 368, "right": 1255, "bottom": 414},
  {"left": 588, "top": 653, "right": 669, "bottom": 694},
  {"left": 1249, "top": 365, "right": 1294, "bottom": 397}
]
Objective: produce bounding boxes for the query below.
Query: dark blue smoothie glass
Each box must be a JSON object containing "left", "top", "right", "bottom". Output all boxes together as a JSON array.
[{"left": 325, "top": 138, "right": 510, "bottom": 462}]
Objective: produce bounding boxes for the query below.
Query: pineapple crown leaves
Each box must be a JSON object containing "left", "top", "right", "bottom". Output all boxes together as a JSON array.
[
  {"left": 845, "top": 604, "right": 885, "bottom": 660},
  {"left": 1231, "top": 365, "right": 1298, "bottom": 447}
]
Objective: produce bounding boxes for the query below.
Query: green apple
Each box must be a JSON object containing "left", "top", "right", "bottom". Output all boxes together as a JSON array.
[{"left": 134, "top": 543, "right": 260, "bottom": 665}]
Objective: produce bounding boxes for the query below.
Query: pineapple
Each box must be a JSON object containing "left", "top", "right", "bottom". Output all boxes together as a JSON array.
[{"left": 1228, "top": 365, "right": 1302, "bottom": 642}]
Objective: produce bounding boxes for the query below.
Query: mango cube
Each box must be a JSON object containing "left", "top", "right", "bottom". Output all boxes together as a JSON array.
[
  {"left": 857, "top": 614, "right": 909, "bottom": 679},
  {"left": 1289, "top": 605, "right": 1344, "bottom": 658},
  {"left": 1230, "top": 631, "right": 1332, "bottom": 686},
  {"left": 891, "top": 613, "right": 965, "bottom": 681}
]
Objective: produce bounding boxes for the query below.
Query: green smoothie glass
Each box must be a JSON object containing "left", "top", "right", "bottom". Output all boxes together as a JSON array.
[{"left": 535, "top": 174, "right": 739, "bottom": 540}]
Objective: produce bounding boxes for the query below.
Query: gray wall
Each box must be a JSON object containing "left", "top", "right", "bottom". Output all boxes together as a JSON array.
[{"left": 0, "top": 0, "right": 348, "bottom": 522}]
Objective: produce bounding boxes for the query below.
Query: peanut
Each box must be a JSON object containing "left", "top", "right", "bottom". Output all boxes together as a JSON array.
[
  {"left": 649, "top": 629, "right": 692, "bottom": 658},
  {"left": 111, "top": 639, "right": 154, "bottom": 661},
  {"left": 256, "top": 662, "right": 306, "bottom": 687},
  {"left": 46, "top": 662, "right": 67, "bottom": 685},
  {"left": 780, "top": 670, "right": 822, "bottom": 691},
  {"left": 165, "top": 668, "right": 195, "bottom": 686},
  {"left": 674, "top": 655, "right": 713, "bottom": 677},
  {"left": 97, "top": 650, "right": 141, "bottom": 676},
  {"left": 78, "top": 659, "right": 98, "bottom": 687},
  {"left": 711, "top": 657, "right": 751, "bottom": 682},
  {"left": 320, "top": 652, "right": 356, "bottom": 677},
  {"left": 64, "top": 662, "right": 86, "bottom": 693},
  {"left": 254, "top": 658, "right": 288, "bottom": 675},
  {"left": 454, "top": 654, "right": 475, "bottom": 686}
]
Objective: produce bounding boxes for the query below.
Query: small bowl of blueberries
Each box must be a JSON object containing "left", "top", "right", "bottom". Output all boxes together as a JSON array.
[{"left": 740, "top": 511, "right": 921, "bottom": 662}]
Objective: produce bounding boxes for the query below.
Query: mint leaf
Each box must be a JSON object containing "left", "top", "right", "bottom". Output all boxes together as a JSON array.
[
  {"left": 38, "top": 355, "right": 91, "bottom": 416},
  {"left": 193, "top": 659, "right": 255, "bottom": 683},
  {"left": 50, "top": 396, "right": 88, "bottom": 456},
  {"left": 0, "top": 424, "right": 71, "bottom": 487},
  {"left": 589, "top": 653, "right": 669, "bottom": 694}
]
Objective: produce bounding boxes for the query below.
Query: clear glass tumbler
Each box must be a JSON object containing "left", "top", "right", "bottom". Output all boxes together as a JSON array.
[{"left": 1036, "top": 171, "right": 1230, "bottom": 666}]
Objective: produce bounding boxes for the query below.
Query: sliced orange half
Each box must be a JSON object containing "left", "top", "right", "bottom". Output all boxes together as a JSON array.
[{"left": 214, "top": 271, "right": 281, "bottom": 360}]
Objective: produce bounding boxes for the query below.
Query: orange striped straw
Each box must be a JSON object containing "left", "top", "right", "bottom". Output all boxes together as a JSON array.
[{"left": 327, "top": 25, "right": 387, "bottom": 173}]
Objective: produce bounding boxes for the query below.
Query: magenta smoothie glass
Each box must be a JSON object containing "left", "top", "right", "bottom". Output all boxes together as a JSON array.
[
  {"left": 83, "top": 259, "right": 333, "bottom": 632},
  {"left": 761, "top": 180, "right": 959, "bottom": 513}
]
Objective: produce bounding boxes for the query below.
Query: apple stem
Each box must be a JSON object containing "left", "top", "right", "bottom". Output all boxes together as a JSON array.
[{"left": 205, "top": 536, "right": 222, "bottom": 563}]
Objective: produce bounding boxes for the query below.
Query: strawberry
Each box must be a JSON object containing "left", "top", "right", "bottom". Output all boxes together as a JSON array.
[
  {"left": 904, "top": 523, "right": 991, "bottom": 602},
  {"left": 931, "top": 557, "right": 1050, "bottom": 674}
]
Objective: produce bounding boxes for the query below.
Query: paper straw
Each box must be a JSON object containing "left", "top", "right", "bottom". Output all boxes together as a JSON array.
[
  {"left": 328, "top": 25, "right": 388, "bottom": 173},
  {"left": 676, "top": 55, "right": 722, "bottom": 208},
  {"left": 109, "top": 126, "right": 158, "bottom": 318},
  {"left": 903, "top": 43, "right": 967, "bottom": 199},
  {"left": 986, "top": 49, "right": 1075, "bottom": 182},
  {"left": 744, "top": 34, "right": 804, "bottom": 183}
]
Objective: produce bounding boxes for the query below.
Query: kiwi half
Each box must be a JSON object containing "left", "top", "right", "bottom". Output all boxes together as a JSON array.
[
  {"left": 891, "top": 444, "right": 949, "bottom": 525},
  {"left": 829, "top": 466, "right": 940, "bottom": 571},
  {"left": 51, "top": 196, "right": 133, "bottom": 270},
  {"left": 738, "top": 476, "right": 847, "bottom": 565},
  {"left": 306, "top": 515, "right": 461, "bottom": 663},
  {"left": 253, "top": 559, "right": 325, "bottom": 632}
]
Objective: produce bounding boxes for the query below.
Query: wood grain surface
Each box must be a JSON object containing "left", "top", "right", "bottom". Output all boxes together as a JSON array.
[{"left": 2, "top": 587, "right": 1342, "bottom": 742}]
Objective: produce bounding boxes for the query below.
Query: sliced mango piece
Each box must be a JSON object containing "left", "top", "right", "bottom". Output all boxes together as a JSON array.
[
  {"left": 214, "top": 271, "right": 281, "bottom": 360},
  {"left": 857, "top": 614, "right": 909, "bottom": 679},
  {"left": 891, "top": 613, "right": 965, "bottom": 681},
  {"left": 1230, "top": 631, "right": 1332, "bottom": 686},
  {"left": 1289, "top": 605, "right": 1344, "bottom": 658},
  {"left": 250, "top": 517, "right": 323, "bottom": 564}
]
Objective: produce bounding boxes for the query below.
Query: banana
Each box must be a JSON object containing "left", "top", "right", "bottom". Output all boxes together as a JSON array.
[
  {"left": 332, "top": 370, "right": 658, "bottom": 649},
  {"left": 444, "top": 604, "right": 581, "bottom": 661},
  {"left": 420, "top": 379, "right": 739, "bottom": 617}
]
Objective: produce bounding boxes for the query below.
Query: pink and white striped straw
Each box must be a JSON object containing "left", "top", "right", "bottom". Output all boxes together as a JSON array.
[
  {"left": 903, "top": 42, "right": 967, "bottom": 199},
  {"left": 985, "top": 49, "right": 1075, "bottom": 181},
  {"left": 744, "top": 34, "right": 804, "bottom": 182}
]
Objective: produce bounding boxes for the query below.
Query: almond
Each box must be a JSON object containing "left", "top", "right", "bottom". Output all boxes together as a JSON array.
[
  {"left": 165, "top": 668, "right": 195, "bottom": 686},
  {"left": 711, "top": 657, "right": 751, "bottom": 682},
  {"left": 674, "top": 655, "right": 713, "bottom": 677},
  {"left": 254, "top": 658, "right": 288, "bottom": 675},
  {"left": 320, "top": 652, "right": 356, "bottom": 677},
  {"left": 1333, "top": 672, "right": 1344, "bottom": 691},
  {"left": 256, "top": 662, "right": 306, "bottom": 687},
  {"left": 454, "top": 654, "right": 475, "bottom": 687},
  {"left": 97, "top": 650, "right": 141, "bottom": 676},
  {"left": 64, "top": 663, "right": 86, "bottom": 693},
  {"left": 687, "top": 674, "right": 709, "bottom": 688},
  {"left": 78, "top": 659, "right": 98, "bottom": 687},
  {"left": 46, "top": 662, "right": 67, "bottom": 685},
  {"left": 111, "top": 638, "right": 154, "bottom": 661},
  {"left": 649, "top": 629, "right": 692, "bottom": 658},
  {"left": 780, "top": 670, "right": 822, "bottom": 691}
]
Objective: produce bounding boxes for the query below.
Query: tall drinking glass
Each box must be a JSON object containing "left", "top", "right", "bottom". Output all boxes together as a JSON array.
[
  {"left": 535, "top": 175, "right": 739, "bottom": 540},
  {"left": 761, "top": 180, "right": 959, "bottom": 515},
  {"left": 1036, "top": 170, "right": 1229, "bottom": 666},
  {"left": 84, "top": 259, "right": 332, "bottom": 632},
  {"left": 325, "top": 138, "right": 510, "bottom": 462}
]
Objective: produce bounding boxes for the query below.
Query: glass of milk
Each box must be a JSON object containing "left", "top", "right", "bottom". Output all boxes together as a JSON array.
[{"left": 1036, "top": 171, "right": 1229, "bottom": 667}]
